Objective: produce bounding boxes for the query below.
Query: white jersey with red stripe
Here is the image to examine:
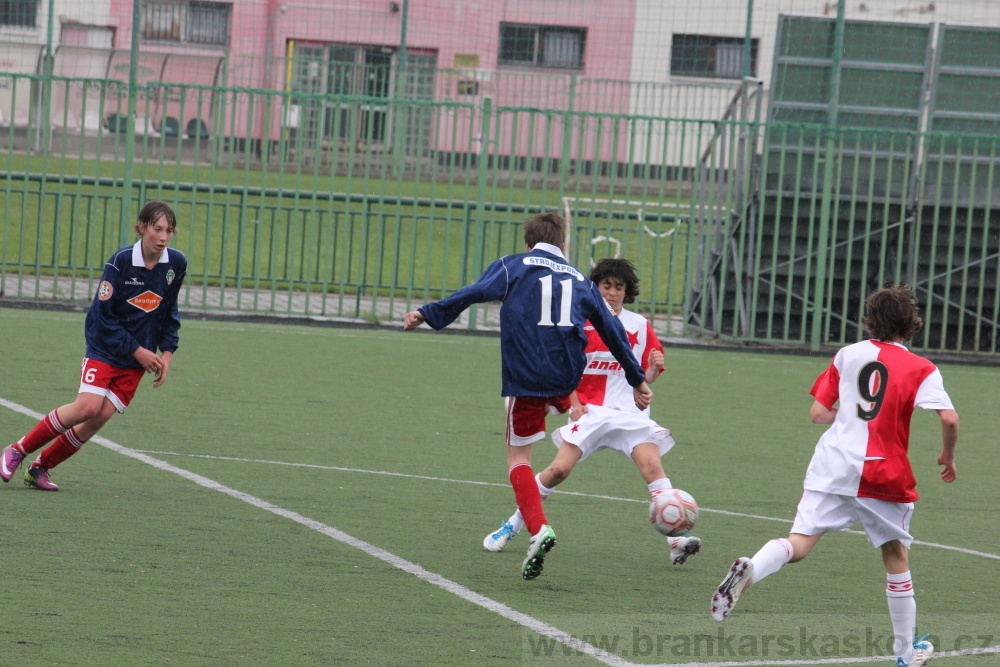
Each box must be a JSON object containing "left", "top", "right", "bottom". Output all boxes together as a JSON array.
[
  {"left": 804, "top": 339, "right": 954, "bottom": 503},
  {"left": 576, "top": 308, "right": 662, "bottom": 414}
]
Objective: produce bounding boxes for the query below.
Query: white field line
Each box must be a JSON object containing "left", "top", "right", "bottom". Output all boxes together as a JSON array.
[
  {"left": 3, "top": 397, "right": 998, "bottom": 667},
  {"left": 0, "top": 397, "right": 631, "bottom": 667},
  {"left": 132, "top": 449, "right": 1000, "bottom": 562}
]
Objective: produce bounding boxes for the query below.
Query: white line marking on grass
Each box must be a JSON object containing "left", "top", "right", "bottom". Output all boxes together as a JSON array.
[
  {"left": 134, "top": 449, "right": 1000, "bottom": 562},
  {"left": 4, "top": 400, "right": 998, "bottom": 667},
  {"left": 0, "top": 398, "right": 628, "bottom": 667},
  {"left": 655, "top": 644, "right": 1000, "bottom": 667}
]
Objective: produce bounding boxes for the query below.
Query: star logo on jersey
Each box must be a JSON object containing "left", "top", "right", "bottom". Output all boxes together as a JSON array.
[
  {"left": 571, "top": 424, "right": 580, "bottom": 432},
  {"left": 626, "top": 329, "right": 640, "bottom": 348},
  {"left": 127, "top": 290, "right": 163, "bottom": 313}
]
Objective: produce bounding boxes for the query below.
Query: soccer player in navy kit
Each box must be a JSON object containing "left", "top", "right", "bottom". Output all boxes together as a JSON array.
[
  {"left": 709, "top": 285, "right": 959, "bottom": 667},
  {"left": 2, "top": 201, "right": 187, "bottom": 491},
  {"left": 404, "top": 213, "right": 652, "bottom": 580}
]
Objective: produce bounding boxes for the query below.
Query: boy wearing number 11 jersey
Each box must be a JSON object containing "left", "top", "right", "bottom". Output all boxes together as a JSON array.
[
  {"left": 404, "top": 213, "right": 651, "bottom": 580},
  {"left": 709, "top": 285, "right": 959, "bottom": 667}
]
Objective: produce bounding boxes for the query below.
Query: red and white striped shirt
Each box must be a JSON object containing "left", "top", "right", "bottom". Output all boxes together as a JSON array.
[
  {"left": 576, "top": 308, "right": 662, "bottom": 414},
  {"left": 804, "top": 340, "right": 953, "bottom": 503}
]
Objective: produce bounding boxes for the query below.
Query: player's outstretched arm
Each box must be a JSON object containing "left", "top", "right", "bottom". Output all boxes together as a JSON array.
[
  {"left": 936, "top": 408, "right": 959, "bottom": 482},
  {"left": 403, "top": 310, "right": 426, "bottom": 330},
  {"left": 633, "top": 382, "right": 653, "bottom": 410}
]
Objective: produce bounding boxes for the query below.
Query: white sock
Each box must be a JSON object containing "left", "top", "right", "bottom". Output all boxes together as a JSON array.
[
  {"left": 886, "top": 571, "right": 916, "bottom": 663},
  {"left": 507, "top": 510, "right": 525, "bottom": 535},
  {"left": 535, "top": 473, "right": 554, "bottom": 500},
  {"left": 647, "top": 478, "right": 672, "bottom": 496},
  {"left": 750, "top": 538, "right": 794, "bottom": 584}
]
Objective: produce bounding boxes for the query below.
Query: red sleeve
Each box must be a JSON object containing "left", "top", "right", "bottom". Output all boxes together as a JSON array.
[
  {"left": 810, "top": 360, "right": 840, "bottom": 409},
  {"left": 642, "top": 322, "right": 664, "bottom": 376}
]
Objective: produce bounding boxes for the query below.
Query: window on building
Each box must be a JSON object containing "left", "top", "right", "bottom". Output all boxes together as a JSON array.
[
  {"left": 0, "top": 0, "right": 38, "bottom": 28},
  {"left": 671, "top": 34, "right": 759, "bottom": 79},
  {"left": 142, "top": 1, "right": 230, "bottom": 47},
  {"left": 499, "top": 23, "right": 585, "bottom": 70},
  {"left": 187, "top": 2, "right": 230, "bottom": 46}
]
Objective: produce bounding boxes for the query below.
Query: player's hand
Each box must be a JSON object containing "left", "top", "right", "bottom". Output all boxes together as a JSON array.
[
  {"left": 937, "top": 453, "right": 957, "bottom": 483},
  {"left": 134, "top": 346, "right": 163, "bottom": 377},
  {"left": 569, "top": 403, "right": 588, "bottom": 421},
  {"left": 153, "top": 352, "right": 172, "bottom": 388},
  {"left": 646, "top": 349, "right": 665, "bottom": 383},
  {"left": 633, "top": 382, "right": 653, "bottom": 410},
  {"left": 403, "top": 310, "right": 426, "bottom": 330}
]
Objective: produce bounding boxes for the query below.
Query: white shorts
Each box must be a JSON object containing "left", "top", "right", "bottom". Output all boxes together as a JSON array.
[
  {"left": 791, "top": 489, "right": 914, "bottom": 548},
  {"left": 551, "top": 405, "right": 675, "bottom": 462}
]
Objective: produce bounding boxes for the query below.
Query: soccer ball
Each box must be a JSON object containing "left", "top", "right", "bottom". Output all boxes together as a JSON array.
[{"left": 649, "top": 488, "right": 698, "bottom": 537}]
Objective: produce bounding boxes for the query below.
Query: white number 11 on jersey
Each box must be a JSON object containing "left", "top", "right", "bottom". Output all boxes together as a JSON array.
[{"left": 538, "top": 275, "right": 573, "bottom": 326}]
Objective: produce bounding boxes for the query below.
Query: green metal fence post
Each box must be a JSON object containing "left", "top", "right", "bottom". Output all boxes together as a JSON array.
[
  {"left": 119, "top": 0, "right": 143, "bottom": 246},
  {"left": 39, "top": 0, "right": 56, "bottom": 155},
  {"left": 810, "top": 0, "right": 846, "bottom": 351},
  {"left": 742, "top": 0, "right": 754, "bottom": 80},
  {"left": 468, "top": 95, "right": 492, "bottom": 330}
]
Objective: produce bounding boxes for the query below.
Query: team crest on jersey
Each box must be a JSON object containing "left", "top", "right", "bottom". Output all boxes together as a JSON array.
[
  {"left": 127, "top": 290, "right": 163, "bottom": 313},
  {"left": 97, "top": 281, "right": 113, "bottom": 301},
  {"left": 166, "top": 269, "right": 175, "bottom": 285}
]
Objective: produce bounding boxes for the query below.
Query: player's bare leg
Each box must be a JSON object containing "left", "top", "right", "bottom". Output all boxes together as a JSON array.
[{"left": 633, "top": 443, "right": 702, "bottom": 565}]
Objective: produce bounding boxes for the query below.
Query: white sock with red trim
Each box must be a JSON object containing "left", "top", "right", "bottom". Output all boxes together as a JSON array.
[
  {"left": 749, "top": 538, "right": 794, "bottom": 583},
  {"left": 647, "top": 477, "right": 672, "bottom": 497},
  {"left": 886, "top": 571, "right": 916, "bottom": 664}
]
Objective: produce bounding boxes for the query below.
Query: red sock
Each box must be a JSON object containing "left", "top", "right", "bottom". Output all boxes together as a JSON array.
[
  {"left": 510, "top": 463, "right": 547, "bottom": 536},
  {"left": 37, "top": 429, "right": 85, "bottom": 469},
  {"left": 17, "top": 410, "right": 68, "bottom": 454}
]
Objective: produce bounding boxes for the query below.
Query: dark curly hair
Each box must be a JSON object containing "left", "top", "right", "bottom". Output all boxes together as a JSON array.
[
  {"left": 589, "top": 258, "right": 640, "bottom": 304},
  {"left": 862, "top": 284, "right": 923, "bottom": 342}
]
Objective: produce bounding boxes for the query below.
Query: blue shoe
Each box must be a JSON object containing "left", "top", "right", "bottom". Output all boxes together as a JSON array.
[
  {"left": 896, "top": 634, "right": 933, "bottom": 666},
  {"left": 483, "top": 521, "right": 517, "bottom": 552}
]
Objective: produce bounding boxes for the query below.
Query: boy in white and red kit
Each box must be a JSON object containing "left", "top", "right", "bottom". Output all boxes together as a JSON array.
[{"left": 710, "top": 284, "right": 959, "bottom": 667}]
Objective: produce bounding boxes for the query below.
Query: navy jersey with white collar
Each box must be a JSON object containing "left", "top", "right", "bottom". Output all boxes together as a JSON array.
[
  {"left": 84, "top": 241, "right": 187, "bottom": 369},
  {"left": 419, "top": 243, "right": 644, "bottom": 397}
]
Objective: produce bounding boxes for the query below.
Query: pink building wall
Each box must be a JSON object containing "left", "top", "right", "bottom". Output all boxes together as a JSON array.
[{"left": 106, "top": 0, "right": 637, "bottom": 162}]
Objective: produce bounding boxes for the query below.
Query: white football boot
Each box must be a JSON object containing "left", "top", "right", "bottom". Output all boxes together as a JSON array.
[
  {"left": 669, "top": 535, "right": 702, "bottom": 565},
  {"left": 710, "top": 557, "right": 753, "bottom": 621}
]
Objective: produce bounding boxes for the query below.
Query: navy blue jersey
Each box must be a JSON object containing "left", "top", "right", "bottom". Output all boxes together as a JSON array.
[
  {"left": 419, "top": 243, "right": 644, "bottom": 397},
  {"left": 84, "top": 241, "right": 187, "bottom": 369}
]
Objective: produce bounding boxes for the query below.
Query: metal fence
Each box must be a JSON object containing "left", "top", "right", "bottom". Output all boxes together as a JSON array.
[{"left": 1, "top": 71, "right": 998, "bottom": 355}]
